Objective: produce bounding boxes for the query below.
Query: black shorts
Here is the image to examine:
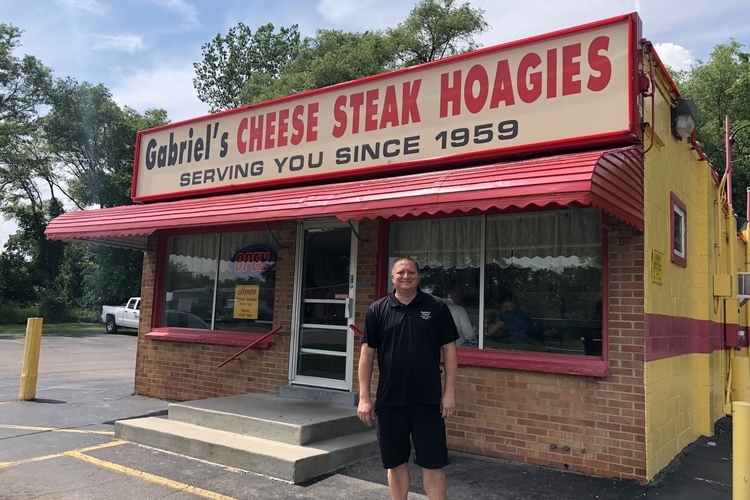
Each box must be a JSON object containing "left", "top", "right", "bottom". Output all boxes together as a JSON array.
[{"left": 375, "top": 404, "right": 448, "bottom": 470}]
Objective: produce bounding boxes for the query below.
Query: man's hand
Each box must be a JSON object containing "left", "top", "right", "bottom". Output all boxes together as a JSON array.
[
  {"left": 440, "top": 391, "right": 456, "bottom": 419},
  {"left": 358, "top": 397, "right": 375, "bottom": 426}
]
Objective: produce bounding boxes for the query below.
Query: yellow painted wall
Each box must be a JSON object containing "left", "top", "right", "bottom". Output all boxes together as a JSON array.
[{"left": 642, "top": 48, "right": 744, "bottom": 480}]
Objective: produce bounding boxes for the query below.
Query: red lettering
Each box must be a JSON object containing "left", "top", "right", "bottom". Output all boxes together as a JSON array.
[
  {"left": 401, "top": 80, "right": 421, "bottom": 124},
  {"left": 248, "top": 115, "right": 263, "bottom": 152},
  {"left": 291, "top": 105, "right": 304, "bottom": 145},
  {"left": 350, "top": 92, "right": 364, "bottom": 134},
  {"left": 332, "top": 95, "right": 348, "bottom": 138},
  {"left": 236, "top": 117, "right": 248, "bottom": 154},
  {"left": 546, "top": 48, "right": 557, "bottom": 99},
  {"left": 264, "top": 111, "right": 276, "bottom": 149},
  {"left": 489, "top": 60, "right": 515, "bottom": 108},
  {"left": 517, "top": 52, "right": 542, "bottom": 104},
  {"left": 464, "top": 64, "right": 489, "bottom": 114},
  {"left": 380, "top": 85, "right": 399, "bottom": 129},
  {"left": 365, "top": 89, "right": 379, "bottom": 132},
  {"left": 306, "top": 102, "right": 318, "bottom": 142},
  {"left": 440, "top": 70, "right": 462, "bottom": 118},
  {"left": 278, "top": 108, "right": 289, "bottom": 147},
  {"left": 587, "top": 36, "right": 611, "bottom": 92},
  {"left": 562, "top": 43, "right": 582, "bottom": 96}
]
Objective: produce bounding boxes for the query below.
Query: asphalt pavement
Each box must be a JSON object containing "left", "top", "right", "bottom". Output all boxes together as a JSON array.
[{"left": 0, "top": 330, "right": 733, "bottom": 499}]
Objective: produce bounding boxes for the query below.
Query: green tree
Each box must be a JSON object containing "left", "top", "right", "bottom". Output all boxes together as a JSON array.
[
  {"left": 194, "top": 0, "right": 488, "bottom": 107},
  {"left": 240, "top": 29, "right": 398, "bottom": 104},
  {"left": 193, "top": 22, "right": 301, "bottom": 112},
  {"left": 672, "top": 41, "right": 750, "bottom": 217},
  {"left": 389, "top": 0, "right": 489, "bottom": 66}
]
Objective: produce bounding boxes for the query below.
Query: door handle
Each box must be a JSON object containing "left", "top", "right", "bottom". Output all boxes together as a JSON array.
[{"left": 345, "top": 298, "right": 354, "bottom": 319}]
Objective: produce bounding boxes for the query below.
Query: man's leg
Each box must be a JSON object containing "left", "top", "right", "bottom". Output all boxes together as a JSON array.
[
  {"left": 422, "top": 467, "right": 447, "bottom": 500},
  {"left": 387, "top": 463, "right": 410, "bottom": 500}
]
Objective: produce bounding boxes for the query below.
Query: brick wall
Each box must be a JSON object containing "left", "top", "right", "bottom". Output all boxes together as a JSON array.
[{"left": 445, "top": 222, "right": 647, "bottom": 482}]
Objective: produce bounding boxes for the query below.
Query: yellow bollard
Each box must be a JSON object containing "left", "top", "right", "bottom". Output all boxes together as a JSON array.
[
  {"left": 18, "top": 317, "right": 43, "bottom": 401},
  {"left": 732, "top": 357, "right": 750, "bottom": 404},
  {"left": 734, "top": 402, "right": 750, "bottom": 500}
]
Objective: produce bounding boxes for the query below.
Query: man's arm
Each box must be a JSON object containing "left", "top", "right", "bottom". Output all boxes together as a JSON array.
[
  {"left": 440, "top": 341, "right": 458, "bottom": 418},
  {"left": 357, "top": 344, "right": 376, "bottom": 426}
]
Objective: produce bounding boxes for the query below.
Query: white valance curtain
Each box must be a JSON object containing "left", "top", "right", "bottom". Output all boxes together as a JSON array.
[
  {"left": 389, "top": 216, "right": 482, "bottom": 269},
  {"left": 389, "top": 209, "right": 602, "bottom": 270},
  {"left": 485, "top": 209, "right": 602, "bottom": 266}
]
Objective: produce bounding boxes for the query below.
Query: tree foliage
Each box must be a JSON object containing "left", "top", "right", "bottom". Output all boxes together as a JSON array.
[
  {"left": 672, "top": 41, "right": 750, "bottom": 217},
  {"left": 194, "top": 0, "right": 488, "bottom": 108},
  {"left": 0, "top": 24, "right": 168, "bottom": 321},
  {"left": 193, "top": 22, "right": 301, "bottom": 112},
  {"left": 389, "top": 0, "right": 488, "bottom": 66}
]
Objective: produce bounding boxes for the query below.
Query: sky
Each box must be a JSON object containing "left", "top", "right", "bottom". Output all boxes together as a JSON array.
[{"left": 2, "top": 0, "right": 750, "bottom": 249}]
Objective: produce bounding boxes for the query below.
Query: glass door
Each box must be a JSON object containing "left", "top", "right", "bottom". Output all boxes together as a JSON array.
[{"left": 290, "top": 220, "right": 357, "bottom": 390}]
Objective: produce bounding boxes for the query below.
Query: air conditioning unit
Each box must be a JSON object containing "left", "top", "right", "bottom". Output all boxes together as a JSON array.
[{"left": 738, "top": 272, "right": 750, "bottom": 305}]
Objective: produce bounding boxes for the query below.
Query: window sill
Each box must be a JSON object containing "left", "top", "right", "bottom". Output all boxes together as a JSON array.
[
  {"left": 145, "top": 328, "right": 275, "bottom": 348},
  {"left": 456, "top": 347, "right": 608, "bottom": 377}
]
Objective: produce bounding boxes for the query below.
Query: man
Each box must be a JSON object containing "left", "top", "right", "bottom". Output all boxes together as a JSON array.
[
  {"left": 487, "top": 296, "right": 535, "bottom": 350},
  {"left": 444, "top": 286, "right": 475, "bottom": 346},
  {"left": 358, "top": 256, "right": 458, "bottom": 500}
]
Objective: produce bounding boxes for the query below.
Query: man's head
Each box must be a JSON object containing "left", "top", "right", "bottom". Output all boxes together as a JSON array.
[
  {"left": 391, "top": 256, "right": 420, "bottom": 295},
  {"left": 499, "top": 295, "right": 517, "bottom": 313}
]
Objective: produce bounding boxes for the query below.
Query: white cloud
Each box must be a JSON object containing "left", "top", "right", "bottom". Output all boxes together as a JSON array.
[
  {"left": 653, "top": 42, "right": 694, "bottom": 71},
  {"left": 110, "top": 63, "right": 208, "bottom": 122},
  {"left": 0, "top": 219, "right": 19, "bottom": 250},
  {"left": 91, "top": 34, "right": 146, "bottom": 53},
  {"left": 57, "top": 0, "right": 109, "bottom": 16},
  {"left": 316, "top": 0, "right": 410, "bottom": 30},
  {"left": 145, "top": 0, "right": 200, "bottom": 28}
]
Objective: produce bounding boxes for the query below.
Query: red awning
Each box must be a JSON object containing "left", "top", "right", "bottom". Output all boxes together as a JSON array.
[{"left": 46, "top": 147, "right": 643, "bottom": 250}]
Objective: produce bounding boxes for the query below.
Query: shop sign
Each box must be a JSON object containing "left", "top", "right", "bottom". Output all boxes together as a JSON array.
[
  {"left": 133, "top": 14, "right": 638, "bottom": 201},
  {"left": 229, "top": 244, "right": 275, "bottom": 278},
  {"left": 651, "top": 249, "right": 664, "bottom": 285},
  {"left": 233, "top": 284, "right": 260, "bottom": 319}
]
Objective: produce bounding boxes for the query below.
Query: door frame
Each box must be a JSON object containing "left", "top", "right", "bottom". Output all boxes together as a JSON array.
[{"left": 288, "top": 219, "right": 358, "bottom": 391}]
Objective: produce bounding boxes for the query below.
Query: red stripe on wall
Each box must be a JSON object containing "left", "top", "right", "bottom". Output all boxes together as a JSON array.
[{"left": 645, "top": 313, "right": 725, "bottom": 361}]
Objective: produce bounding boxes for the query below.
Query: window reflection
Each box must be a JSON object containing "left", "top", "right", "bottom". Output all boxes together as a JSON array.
[
  {"left": 161, "top": 230, "right": 277, "bottom": 333},
  {"left": 387, "top": 209, "right": 604, "bottom": 356}
]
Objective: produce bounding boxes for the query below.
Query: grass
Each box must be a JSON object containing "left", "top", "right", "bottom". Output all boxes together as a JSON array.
[{"left": 0, "top": 322, "right": 105, "bottom": 335}]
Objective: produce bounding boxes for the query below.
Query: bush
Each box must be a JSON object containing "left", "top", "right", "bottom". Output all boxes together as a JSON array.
[{"left": 0, "top": 304, "right": 41, "bottom": 325}]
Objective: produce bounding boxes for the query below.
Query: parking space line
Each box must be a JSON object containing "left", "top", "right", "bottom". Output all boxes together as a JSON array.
[
  {"left": 0, "top": 440, "right": 124, "bottom": 469},
  {"left": 0, "top": 424, "right": 113, "bottom": 436},
  {"left": 69, "top": 451, "right": 239, "bottom": 500}
]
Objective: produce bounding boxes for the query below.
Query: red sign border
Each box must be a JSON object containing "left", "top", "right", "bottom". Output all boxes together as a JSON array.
[{"left": 132, "top": 13, "right": 642, "bottom": 203}]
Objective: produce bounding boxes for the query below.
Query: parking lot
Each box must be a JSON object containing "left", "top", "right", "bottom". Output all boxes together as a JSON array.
[{"left": 0, "top": 331, "right": 732, "bottom": 499}]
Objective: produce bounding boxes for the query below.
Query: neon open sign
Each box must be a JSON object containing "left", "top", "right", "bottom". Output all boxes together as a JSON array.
[{"left": 230, "top": 244, "right": 276, "bottom": 278}]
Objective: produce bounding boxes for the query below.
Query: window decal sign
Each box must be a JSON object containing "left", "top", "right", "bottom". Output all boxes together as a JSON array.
[
  {"left": 229, "top": 244, "right": 276, "bottom": 278},
  {"left": 233, "top": 285, "right": 260, "bottom": 319}
]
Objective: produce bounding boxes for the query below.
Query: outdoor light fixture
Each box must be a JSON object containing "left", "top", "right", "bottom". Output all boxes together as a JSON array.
[{"left": 671, "top": 98, "right": 698, "bottom": 140}]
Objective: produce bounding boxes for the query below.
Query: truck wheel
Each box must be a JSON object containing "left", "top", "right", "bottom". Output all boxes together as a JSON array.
[{"left": 106, "top": 316, "right": 119, "bottom": 334}]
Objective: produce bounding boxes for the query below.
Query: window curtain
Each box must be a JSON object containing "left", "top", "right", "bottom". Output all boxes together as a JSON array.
[
  {"left": 389, "top": 217, "right": 482, "bottom": 269},
  {"left": 169, "top": 234, "right": 219, "bottom": 276},
  {"left": 485, "top": 209, "right": 601, "bottom": 269}
]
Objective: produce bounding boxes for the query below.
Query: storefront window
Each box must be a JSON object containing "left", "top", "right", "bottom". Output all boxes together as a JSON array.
[
  {"left": 484, "top": 210, "right": 602, "bottom": 356},
  {"left": 387, "top": 209, "right": 603, "bottom": 356},
  {"left": 389, "top": 217, "right": 482, "bottom": 347},
  {"left": 161, "top": 230, "right": 277, "bottom": 333}
]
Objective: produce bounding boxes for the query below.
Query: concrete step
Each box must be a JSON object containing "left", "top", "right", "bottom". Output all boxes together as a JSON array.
[
  {"left": 168, "top": 393, "right": 370, "bottom": 445},
  {"left": 115, "top": 416, "right": 379, "bottom": 484}
]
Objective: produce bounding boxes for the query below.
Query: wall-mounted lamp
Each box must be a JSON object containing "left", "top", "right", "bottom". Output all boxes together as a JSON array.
[{"left": 671, "top": 98, "right": 698, "bottom": 140}]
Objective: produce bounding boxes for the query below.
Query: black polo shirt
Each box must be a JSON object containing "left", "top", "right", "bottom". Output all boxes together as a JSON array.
[{"left": 363, "top": 290, "right": 458, "bottom": 407}]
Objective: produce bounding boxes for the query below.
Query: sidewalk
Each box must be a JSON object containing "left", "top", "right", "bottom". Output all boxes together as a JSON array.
[{"left": 0, "top": 333, "right": 734, "bottom": 499}]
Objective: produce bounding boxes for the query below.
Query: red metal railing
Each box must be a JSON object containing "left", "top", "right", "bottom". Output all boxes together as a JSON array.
[
  {"left": 216, "top": 326, "right": 282, "bottom": 369},
  {"left": 349, "top": 324, "right": 363, "bottom": 338}
]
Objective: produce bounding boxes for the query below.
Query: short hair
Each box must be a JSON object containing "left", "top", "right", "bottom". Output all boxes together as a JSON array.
[{"left": 391, "top": 256, "right": 419, "bottom": 274}]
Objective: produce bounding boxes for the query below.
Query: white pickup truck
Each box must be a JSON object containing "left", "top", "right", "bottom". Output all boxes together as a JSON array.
[{"left": 101, "top": 297, "right": 140, "bottom": 333}]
